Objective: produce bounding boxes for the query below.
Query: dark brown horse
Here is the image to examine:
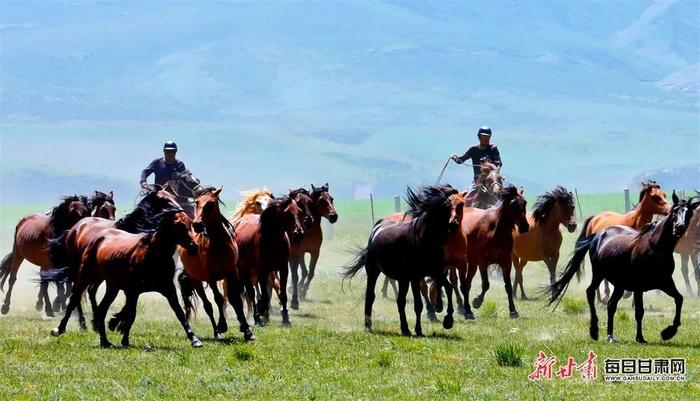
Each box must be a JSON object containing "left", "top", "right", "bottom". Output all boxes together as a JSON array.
[
  {"left": 465, "top": 161, "right": 503, "bottom": 209},
  {"left": 512, "top": 186, "right": 577, "bottom": 299},
  {"left": 0, "top": 195, "right": 92, "bottom": 317},
  {"left": 178, "top": 188, "right": 255, "bottom": 342},
  {"left": 675, "top": 206, "right": 700, "bottom": 296},
  {"left": 51, "top": 209, "right": 203, "bottom": 348},
  {"left": 343, "top": 186, "right": 453, "bottom": 336},
  {"left": 548, "top": 193, "right": 698, "bottom": 343},
  {"left": 459, "top": 185, "right": 529, "bottom": 319},
  {"left": 289, "top": 184, "right": 338, "bottom": 308},
  {"left": 91, "top": 191, "right": 116, "bottom": 220},
  {"left": 584, "top": 180, "right": 670, "bottom": 303},
  {"left": 231, "top": 196, "right": 304, "bottom": 326}
]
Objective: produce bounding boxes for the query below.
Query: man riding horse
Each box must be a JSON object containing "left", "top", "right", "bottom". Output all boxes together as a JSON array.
[
  {"left": 140, "top": 141, "right": 200, "bottom": 216},
  {"left": 450, "top": 126, "right": 503, "bottom": 204}
]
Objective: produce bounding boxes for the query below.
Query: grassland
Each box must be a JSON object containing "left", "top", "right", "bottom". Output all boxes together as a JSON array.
[{"left": 1, "top": 194, "right": 699, "bottom": 401}]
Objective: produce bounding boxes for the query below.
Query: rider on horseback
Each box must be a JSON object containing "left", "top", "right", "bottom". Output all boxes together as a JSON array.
[
  {"left": 140, "top": 141, "right": 188, "bottom": 189},
  {"left": 450, "top": 126, "right": 502, "bottom": 200}
]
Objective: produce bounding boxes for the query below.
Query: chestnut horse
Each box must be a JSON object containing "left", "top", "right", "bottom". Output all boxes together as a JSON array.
[
  {"left": 548, "top": 193, "right": 698, "bottom": 343},
  {"left": 231, "top": 196, "right": 304, "bottom": 326},
  {"left": 459, "top": 185, "right": 529, "bottom": 319},
  {"left": 0, "top": 195, "right": 92, "bottom": 317},
  {"left": 583, "top": 180, "right": 670, "bottom": 303},
  {"left": 343, "top": 186, "right": 454, "bottom": 336},
  {"left": 675, "top": 203, "right": 700, "bottom": 296},
  {"left": 51, "top": 209, "right": 203, "bottom": 348},
  {"left": 512, "top": 186, "right": 577, "bottom": 299},
  {"left": 178, "top": 188, "right": 255, "bottom": 342},
  {"left": 230, "top": 188, "right": 275, "bottom": 221},
  {"left": 49, "top": 186, "right": 181, "bottom": 331},
  {"left": 465, "top": 161, "right": 503, "bottom": 209},
  {"left": 289, "top": 184, "right": 338, "bottom": 308}
]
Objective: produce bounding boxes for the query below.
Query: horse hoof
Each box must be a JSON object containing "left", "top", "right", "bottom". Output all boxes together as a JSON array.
[
  {"left": 636, "top": 336, "right": 648, "bottom": 344},
  {"left": 79, "top": 322, "right": 88, "bottom": 333},
  {"left": 1, "top": 304, "right": 9, "bottom": 315},
  {"left": 464, "top": 311, "right": 475, "bottom": 320},
  {"left": 254, "top": 320, "right": 265, "bottom": 328},
  {"left": 434, "top": 304, "right": 443, "bottom": 314},
  {"left": 121, "top": 341, "right": 130, "bottom": 349},
  {"left": 50, "top": 327, "right": 63, "bottom": 337},
  {"left": 509, "top": 311, "right": 520, "bottom": 319},
  {"left": 214, "top": 332, "right": 224, "bottom": 341},
  {"left": 661, "top": 326, "right": 678, "bottom": 341},
  {"left": 191, "top": 337, "right": 203, "bottom": 348},
  {"left": 217, "top": 322, "right": 228, "bottom": 334},
  {"left": 364, "top": 325, "right": 372, "bottom": 333},
  {"left": 290, "top": 300, "right": 299, "bottom": 310},
  {"left": 108, "top": 317, "right": 119, "bottom": 332},
  {"left": 472, "top": 297, "right": 483, "bottom": 309},
  {"left": 244, "top": 331, "right": 256, "bottom": 342},
  {"left": 415, "top": 331, "right": 424, "bottom": 338},
  {"left": 282, "top": 320, "right": 291, "bottom": 328},
  {"left": 35, "top": 301, "right": 43, "bottom": 312},
  {"left": 427, "top": 312, "right": 438, "bottom": 323},
  {"left": 52, "top": 302, "right": 62, "bottom": 314},
  {"left": 606, "top": 335, "right": 617, "bottom": 343},
  {"left": 401, "top": 330, "right": 412, "bottom": 337},
  {"left": 100, "top": 341, "right": 115, "bottom": 349},
  {"left": 45, "top": 310, "right": 55, "bottom": 318},
  {"left": 443, "top": 315, "right": 454, "bottom": 330}
]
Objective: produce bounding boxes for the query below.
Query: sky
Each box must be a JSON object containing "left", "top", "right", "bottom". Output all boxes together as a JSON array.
[{"left": 0, "top": 0, "right": 698, "bottom": 202}]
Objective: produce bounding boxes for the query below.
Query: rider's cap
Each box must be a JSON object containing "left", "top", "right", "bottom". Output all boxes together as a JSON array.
[
  {"left": 477, "top": 126, "right": 492, "bottom": 136},
  {"left": 163, "top": 141, "right": 178, "bottom": 151}
]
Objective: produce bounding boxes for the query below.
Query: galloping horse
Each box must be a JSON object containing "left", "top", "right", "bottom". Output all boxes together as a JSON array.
[
  {"left": 51, "top": 209, "right": 203, "bottom": 348},
  {"left": 164, "top": 170, "right": 205, "bottom": 218},
  {"left": 583, "top": 180, "right": 670, "bottom": 303},
  {"left": 230, "top": 188, "right": 275, "bottom": 221},
  {"left": 0, "top": 195, "right": 92, "bottom": 317},
  {"left": 91, "top": 191, "right": 116, "bottom": 220},
  {"left": 343, "top": 186, "right": 454, "bottom": 336},
  {"left": 465, "top": 161, "right": 503, "bottom": 209},
  {"left": 675, "top": 203, "right": 700, "bottom": 295},
  {"left": 231, "top": 196, "right": 304, "bottom": 326},
  {"left": 459, "top": 185, "right": 529, "bottom": 319},
  {"left": 512, "top": 186, "right": 577, "bottom": 299},
  {"left": 289, "top": 184, "right": 338, "bottom": 308},
  {"left": 49, "top": 186, "right": 181, "bottom": 331},
  {"left": 178, "top": 188, "right": 255, "bottom": 342},
  {"left": 548, "top": 193, "right": 698, "bottom": 343}
]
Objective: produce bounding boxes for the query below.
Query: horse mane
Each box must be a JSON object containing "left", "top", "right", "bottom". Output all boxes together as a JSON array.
[
  {"left": 260, "top": 196, "right": 292, "bottom": 241},
  {"left": 140, "top": 208, "right": 185, "bottom": 246},
  {"left": 405, "top": 186, "right": 451, "bottom": 218},
  {"left": 476, "top": 161, "right": 499, "bottom": 183},
  {"left": 638, "top": 180, "right": 661, "bottom": 203},
  {"left": 532, "top": 186, "right": 574, "bottom": 225},
  {"left": 499, "top": 184, "right": 519, "bottom": 201},
  {"left": 90, "top": 191, "right": 114, "bottom": 210},
  {"left": 290, "top": 188, "right": 310, "bottom": 198},
  {"left": 310, "top": 184, "right": 328, "bottom": 199},
  {"left": 116, "top": 189, "right": 174, "bottom": 234},
  {"left": 231, "top": 187, "right": 273, "bottom": 220},
  {"left": 50, "top": 195, "right": 91, "bottom": 233}
]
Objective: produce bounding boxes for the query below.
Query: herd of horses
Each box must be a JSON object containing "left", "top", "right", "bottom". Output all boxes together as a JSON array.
[{"left": 0, "top": 163, "right": 698, "bottom": 347}]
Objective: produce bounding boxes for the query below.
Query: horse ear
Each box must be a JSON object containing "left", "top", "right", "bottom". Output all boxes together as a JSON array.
[
  {"left": 672, "top": 190, "right": 679, "bottom": 205},
  {"left": 324, "top": 183, "right": 329, "bottom": 190},
  {"left": 214, "top": 187, "right": 223, "bottom": 197},
  {"left": 518, "top": 187, "right": 524, "bottom": 196},
  {"left": 311, "top": 184, "right": 317, "bottom": 191},
  {"left": 108, "top": 191, "right": 114, "bottom": 199}
]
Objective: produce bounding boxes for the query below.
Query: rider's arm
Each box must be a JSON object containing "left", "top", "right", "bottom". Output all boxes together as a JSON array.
[
  {"left": 452, "top": 147, "right": 474, "bottom": 164},
  {"left": 490, "top": 145, "right": 502, "bottom": 167},
  {"left": 140, "top": 159, "right": 158, "bottom": 187}
]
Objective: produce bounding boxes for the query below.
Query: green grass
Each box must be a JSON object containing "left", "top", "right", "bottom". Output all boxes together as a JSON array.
[{"left": 1, "top": 196, "right": 700, "bottom": 400}]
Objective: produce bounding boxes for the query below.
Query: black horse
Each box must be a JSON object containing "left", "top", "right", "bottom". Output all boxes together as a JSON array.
[
  {"left": 343, "top": 186, "right": 453, "bottom": 336},
  {"left": 548, "top": 192, "right": 698, "bottom": 343},
  {"left": 164, "top": 170, "right": 204, "bottom": 218}
]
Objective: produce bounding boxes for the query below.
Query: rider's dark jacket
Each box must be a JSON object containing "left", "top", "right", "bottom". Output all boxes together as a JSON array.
[
  {"left": 140, "top": 158, "right": 187, "bottom": 186},
  {"left": 456, "top": 144, "right": 502, "bottom": 181}
]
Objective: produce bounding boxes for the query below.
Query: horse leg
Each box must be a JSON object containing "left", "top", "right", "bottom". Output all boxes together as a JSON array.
[
  {"left": 118, "top": 291, "right": 140, "bottom": 348},
  {"left": 501, "top": 261, "right": 518, "bottom": 318},
  {"left": 40, "top": 281, "right": 54, "bottom": 317},
  {"left": 410, "top": 280, "right": 424, "bottom": 337},
  {"left": 602, "top": 280, "right": 611, "bottom": 304},
  {"left": 279, "top": 266, "right": 291, "bottom": 327},
  {"left": 364, "top": 262, "right": 380, "bottom": 332},
  {"left": 586, "top": 274, "right": 603, "bottom": 341},
  {"left": 289, "top": 257, "right": 301, "bottom": 310},
  {"left": 244, "top": 281, "right": 261, "bottom": 327},
  {"left": 258, "top": 270, "right": 272, "bottom": 324},
  {"left": 95, "top": 285, "right": 119, "bottom": 348},
  {"left": 659, "top": 281, "right": 683, "bottom": 341},
  {"left": 209, "top": 281, "right": 228, "bottom": 334},
  {"left": 300, "top": 251, "right": 319, "bottom": 299},
  {"left": 693, "top": 251, "right": 700, "bottom": 297},
  {"left": 512, "top": 257, "right": 527, "bottom": 300},
  {"left": 605, "top": 286, "right": 624, "bottom": 343},
  {"left": 633, "top": 291, "right": 647, "bottom": 343},
  {"left": 450, "top": 266, "right": 465, "bottom": 316},
  {"left": 680, "top": 254, "right": 692, "bottom": 295},
  {"left": 420, "top": 278, "right": 437, "bottom": 322},
  {"left": 225, "top": 278, "right": 255, "bottom": 342},
  {"left": 161, "top": 283, "right": 203, "bottom": 347},
  {"left": 381, "top": 276, "right": 390, "bottom": 299},
  {"left": 472, "top": 264, "right": 490, "bottom": 309},
  {"left": 442, "top": 272, "right": 455, "bottom": 330},
  {"left": 1, "top": 249, "right": 23, "bottom": 315},
  {"left": 195, "top": 282, "right": 221, "bottom": 341},
  {"left": 397, "top": 280, "right": 410, "bottom": 337},
  {"left": 76, "top": 300, "right": 87, "bottom": 332},
  {"left": 51, "top": 277, "right": 88, "bottom": 336},
  {"left": 461, "top": 263, "right": 477, "bottom": 319},
  {"left": 53, "top": 282, "right": 66, "bottom": 313},
  {"left": 88, "top": 283, "right": 100, "bottom": 332},
  {"left": 298, "top": 255, "right": 309, "bottom": 299}
]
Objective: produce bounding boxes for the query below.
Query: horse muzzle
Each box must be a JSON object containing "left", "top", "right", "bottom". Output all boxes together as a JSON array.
[
  {"left": 304, "top": 216, "right": 314, "bottom": 228},
  {"left": 449, "top": 220, "right": 460, "bottom": 233},
  {"left": 327, "top": 213, "right": 338, "bottom": 224},
  {"left": 185, "top": 242, "right": 199, "bottom": 256},
  {"left": 518, "top": 221, "right": 530, "bottom": 233},
  {"left": 192, "top": 221, "right": 204, "bottom": 234},
  {"left": 567, "top": 223, "right": 577, "bottom": 233},
  {"left": 292, "top": 230, "right": 304, "bottom": 242}
]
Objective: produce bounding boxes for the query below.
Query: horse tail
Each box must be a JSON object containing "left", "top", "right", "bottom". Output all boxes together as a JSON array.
[
  {"left": 342, "top": 246, "right": 368, "bottom": 290},
  {"left": 546, "top": 228, "right": 596, "bottom": 307},
  {"left": 178, "top": 271, "right": 198, "bottom": 320}
]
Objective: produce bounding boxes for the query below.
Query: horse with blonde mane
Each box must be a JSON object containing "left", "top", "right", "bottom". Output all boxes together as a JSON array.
[{"left": 231, "top": 188, "right": 275, "bottom": 221}]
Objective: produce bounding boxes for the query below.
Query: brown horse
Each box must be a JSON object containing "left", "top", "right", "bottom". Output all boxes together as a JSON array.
[
  {"left": 178, "top": 188, "right": 255, "bottom": 342},
  {"left": 459, "top": 185, "right": 529, "bottom": 319},
  {"left": 0, "top": 195, "right": 92, "bottom": 317},
  {"left": 49, "top": 186, "right": 181, "bottom": 331},
  {"left": 289, "top": 184, "right": 338, "bottom": 308},
  {"left": 465, "top": 161, "right": 503, "bottom": 209},
  {"left": 230, "top": 188, "right": 275, "bottom": 221},
  {"left": 512, "top": 186, "right": 577, "bottom": 299},
  {"left": 584, "top": 180, "right": 670, "bottom": 303},
  {"left": 675, "top": 207, "right": 700, "bottom": 295},
  {"left": 231, "top": 196, "right": 304, "bottom": 326},
  {"left": 380, "top": 186, "right": 466, "bottom": 322},
  {"left": 51, "top": 209, "right": 203, "bottom": 348}
]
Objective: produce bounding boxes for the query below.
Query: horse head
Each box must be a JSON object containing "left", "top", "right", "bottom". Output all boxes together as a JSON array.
[
  {"left": 192, "top": 187, "right": 223, "bottom": 234},
  {"left": 311, "top": 183, "right": 338, "bottom": 224}
]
